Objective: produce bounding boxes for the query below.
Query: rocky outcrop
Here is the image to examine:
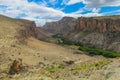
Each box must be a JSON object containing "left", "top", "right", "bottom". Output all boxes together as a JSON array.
[
  {"left": 62, "top": 16, "right": 120, "bottom": 53},
  {"left": 76, "top": 17, "right": 120, "bottom": 32},
  {"left": 9, "top": 58, "right": 22, "bottom": 74},
  {"left": 43, "top": 17, "right": 76, "bottom": 34},
  {"left": 14, "top": 19, "right": 49, "bottom": 43},
  {"left": 16, "top": 20, "right": 38, "bottom": 38}
]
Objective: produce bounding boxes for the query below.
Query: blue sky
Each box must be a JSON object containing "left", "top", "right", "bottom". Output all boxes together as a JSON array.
[{"left": 0, "top": 0, "right": 120, "bottom": 26}]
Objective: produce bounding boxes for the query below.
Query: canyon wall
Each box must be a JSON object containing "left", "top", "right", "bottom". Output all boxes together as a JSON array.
[
  {"left": 76, "top": 17, "right": 120, "bottom": 32},
  {"left": 63, "top": 16, "right": 120, "bottom": 52}
]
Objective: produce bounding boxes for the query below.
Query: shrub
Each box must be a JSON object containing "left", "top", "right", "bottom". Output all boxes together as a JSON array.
[
  {"left": 70, "top": 60, "right": 110, "bottom": 71},
  {"left": 78, "top": 46, "right": 120, "bottom": 58},
  {"left": 52, "top": 33, "right": 62, "bottom": 38},
  {"left": 45, "top": 65, "right": 64, "bottom": 72}
]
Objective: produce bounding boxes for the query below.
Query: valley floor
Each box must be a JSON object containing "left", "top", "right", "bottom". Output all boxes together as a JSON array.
[{"left": 0, "top": 37, "right": 120, "bottom": 80}]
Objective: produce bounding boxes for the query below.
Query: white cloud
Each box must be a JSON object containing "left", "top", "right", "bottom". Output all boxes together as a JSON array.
[
  {"left": 65, "top": 12, "right": 102, "bottom": 18},
  {"left": 67, "top": 0, "right": 84, "bottom": 5},
  {"left": 0, "top": 0, "right": 119, "bottom": 26},
  {"left": 84, "top": 0, "right": 120, "bottom": 8},
  {"left": 101, "top": 9, "right": 120, "bottom": 15},
  {"left": 83, "top": 13, "right": 102, "bottom": 17},
  {"left": 92, "top": 8, "right": 100, "bottom": 13},
  {"left": 61, "top": 0, "right": 69, "bottom": 5},
  {"left": 0, "top": 0, "right": 65, "bottom": 26},
  {"left": 49, "top": 0, "right": 58, "bottom": 6},
  {"left": 66, "top": 0, "right": 120, "bottom": 8}
]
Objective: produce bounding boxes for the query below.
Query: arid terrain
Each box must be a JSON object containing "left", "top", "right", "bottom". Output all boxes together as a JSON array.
[{"left": 0, "top": 15, "right": 120, "bottom": 80}]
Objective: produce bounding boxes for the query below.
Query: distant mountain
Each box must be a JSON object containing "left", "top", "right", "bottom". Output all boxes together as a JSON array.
[{"left": 43, "top": 17, "right": 76, "bottom": 35}]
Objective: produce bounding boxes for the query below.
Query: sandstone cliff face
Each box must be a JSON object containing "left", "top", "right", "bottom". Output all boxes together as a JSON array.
[
  {"left": 43, "top": 17, "right": 76, "bottom": 34},
  {"left": 62, "top": 16, "right": 120, "bottom": 53},
  {"left": 76, "top": 17, "right": 120, "bottom": 32}
]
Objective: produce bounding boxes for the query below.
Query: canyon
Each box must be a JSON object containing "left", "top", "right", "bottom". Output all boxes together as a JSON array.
[
  {"left": 44, "top": 15, "right": 120, "bottom": 53},
  {"left": 0, "top": 14, "right": 120, "bottom": 80}
]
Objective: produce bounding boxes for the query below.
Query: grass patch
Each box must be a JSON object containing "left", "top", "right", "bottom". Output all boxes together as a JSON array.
[
  {"left": 69, "top": 45, "right": 80, "bottom": 50},
  {"left": 70, "top": 60, "right": 110, "bottom": 71},
  {"left": 79, "top": 46, "right": 120, "bottom": 58},
  {"left": 45, "top": 65, "right": 64, "bottom": 72},
  {"left": 60, "top": 39, "right": 120, "bottom": 58},
  {"left": 58, "top": 39, "right": 74, "bottom": 45},
  {"left": 52, "top": 34, "right": 78, "bottom": 45},
  {"left": 52, "top": 34, "right": 61, "bottom": 38}
]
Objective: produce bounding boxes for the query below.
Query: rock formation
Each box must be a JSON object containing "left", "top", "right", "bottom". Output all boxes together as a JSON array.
[
  {"left": 43, "top": 17, "right": 76, "bottom": 34},
  {"left": 76, "top": 17, "right": 120, "bottom": 32},
  {"left": 9, "top": 58, "right": 22, "bottom": 74}
]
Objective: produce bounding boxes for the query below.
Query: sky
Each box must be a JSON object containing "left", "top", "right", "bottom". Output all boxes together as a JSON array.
[{"left": 0, "top": 0, "right": 120, "bottom": 26}]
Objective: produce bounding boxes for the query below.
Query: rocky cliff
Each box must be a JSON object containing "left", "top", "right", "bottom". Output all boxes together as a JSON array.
[
  {"left": 15, "top": 20, "right": 37, "bottom": 38},
  {"left": 14, "top": 19, "right": 49, "bottom": 43},
  {"left": 76, "top": 17, "right": 120, "bottom": 32},
  {"left": 62, "top": 16, "right": 120, "bottom": 53},
  {"left": 43, "top": 17, "right": 76, "bottom": 34}
]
